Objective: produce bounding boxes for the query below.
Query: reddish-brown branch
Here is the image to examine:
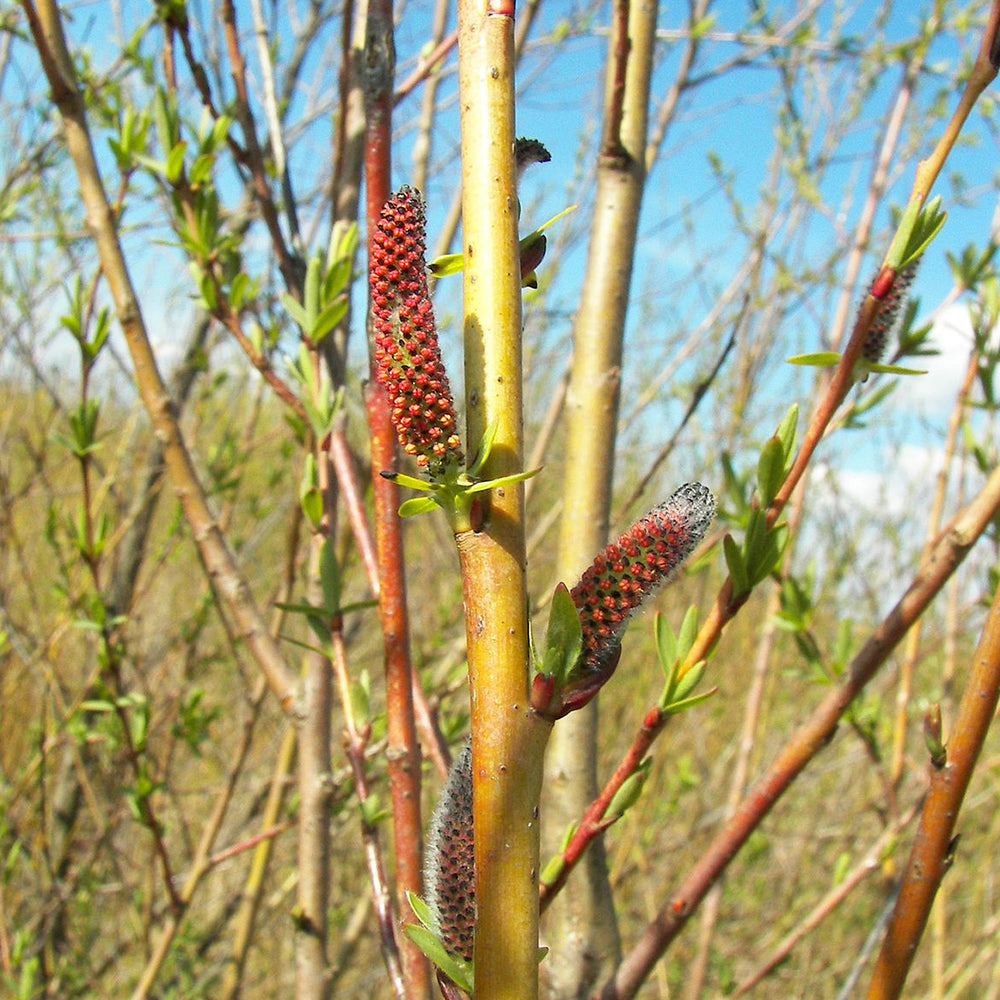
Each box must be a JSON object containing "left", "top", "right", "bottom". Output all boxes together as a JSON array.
[
  {"left": 540, "top": 705, "right": 666, "bottom": 911},
  {"left": 362, "top": 3, "right": 428, "bottom": 996},
  {"left": 328, "top": 423, "right": 380, "bottom": 593},
  {"left": 330, "top": 626, "right": 406, "bottom": 998},
  {"left": 394, "top": 28, "right": 458, "bottom": 104},
  {"left": 866, "top": 546, "right": 1000, "bottom": 998},
  {"left": 219, "top": 0, "right": 300, "bottom": 294}
]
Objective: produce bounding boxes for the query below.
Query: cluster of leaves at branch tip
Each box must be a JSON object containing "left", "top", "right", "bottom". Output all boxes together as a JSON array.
[
  {"left": 126, "top": 87, "right": 260, "bottom": 314},
  {"left": 371, "top": 186, "right": 540, "bottom": 531},
  {"left": 787, "top": 196, "right": 946, "bottom": 381},
  {"left": 774, "top": 564, "right": 856, "bottom": 685},
  {"left": 719, "top": 405, "right": 798, "bottom": 601},
  {"left": 282, "top": 228, "right": 357, "bottom": 446}
]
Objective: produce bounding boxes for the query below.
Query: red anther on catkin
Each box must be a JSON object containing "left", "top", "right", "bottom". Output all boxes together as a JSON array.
[
  {"left": 370, "top": 187, "right": 464, "bottom": 476},
  {"left": 861, "top": 258, "right": 920, "bottom": 366},
  {"left": 570, "top": 483, "right": 716, "bottom": 675},
  {"left": 424, "top": 743, "right": 476, "bottom": 964}
]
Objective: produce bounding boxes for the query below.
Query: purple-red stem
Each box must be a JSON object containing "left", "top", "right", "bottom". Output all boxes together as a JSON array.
[{"left": 363, "top": 2, "right": 428, "bottom": 996}]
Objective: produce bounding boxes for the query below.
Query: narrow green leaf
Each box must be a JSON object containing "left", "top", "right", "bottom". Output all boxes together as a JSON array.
[
  {"left": 312, "top": 298, "right": 348, "bottom": 343},
  {"left": 320, "top": 537, "right": 341, "bottom": 616},
  {"left": 676, "top": 606, "right": 699, "bottom": 658},
  {"left": 756, "top": 436, "right": 785, "bottom": 506},
  {"left": 663, "top": 687, "right": 718, "bottom": 716},
  {"left": 602, "top": 759, "right": 651, "bottom": 821},
  {"left": 404, "top": 924, "right": 475, "bottom": 995},
  {"left": 541, "top": 583, "right": 583, "bottom": 685},
  {"left": 467, "top": 419, "right": 499, "bottom": 477},
  {"left": 864, "top": 363, "right": 928, "bottom": 376},
  {"left": 669, "top": 660, "right": 706, "bottom": 705},
  {"left": 786, "top": 352, "right": 841, "bottom": 366},
  {"left": 398, "top": 496, "right": 441, "bottom": 517},
  {"left": 428, "top": 252, "right": 466, "bottom": 277},
  {"left": 304, "top": 254, "right": 321, "bottom": 324},
  {"left": 464, "top": 467, "right": 542, "bottom": 493},
  {"left": 381, "top": 470, "right": 436, "bottom": 492},
  {"left": 776, "top": 404, "right": 798, "bottom": 462},
  {"left": 654, "top": 612, "right": 677, "bottom": 675},
  {"left": 164, "top": 141, "right": 186, "bottom": 184},
  {"left": 723, "top": 534, "right": 749, "bottom": 597},
  {"left": 406, "top": 891, "right": 436, "bottom": 931}
]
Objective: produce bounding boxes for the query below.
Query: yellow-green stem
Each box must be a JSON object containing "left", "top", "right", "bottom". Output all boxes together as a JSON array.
[{"left": 456, "top": 3, "right": 547, "bottom": 999}]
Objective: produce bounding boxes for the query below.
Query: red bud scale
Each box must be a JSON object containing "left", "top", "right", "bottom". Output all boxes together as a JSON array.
[{"left": 861, "top": 258, "right": 919, "bottom": 366}]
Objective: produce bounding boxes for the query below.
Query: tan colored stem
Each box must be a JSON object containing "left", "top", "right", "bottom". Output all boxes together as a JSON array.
[{"left": 543, "top": 1, "right": 657, "bottom": 994}]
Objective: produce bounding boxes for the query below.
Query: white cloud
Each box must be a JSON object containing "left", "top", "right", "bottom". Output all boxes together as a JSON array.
[{"left": 890, "top": 302, "right": 975, "bottom": 414}]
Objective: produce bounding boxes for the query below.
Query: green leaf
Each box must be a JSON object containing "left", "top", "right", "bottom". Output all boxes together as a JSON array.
[
  {"left": 723, "top": 534, "right": 749, "bottom": 597},
  {"left": 312, "top": 297, "right": 348, "bottom": 343},
  {"left": 164, "top": 141, "right": 186, "bottom": 184},
  {"left": 320, "top": 537, "right": 341, "bottom": 616},
  {"left": 281, "top": 291, "right": 309, "bottom": 331},
  {"left": 464, "top": 467, "right": 542, "bottom": 494},
  {"left": 518, "top": 204, "right": 577, "bottom": 247},
  {"left": 407, "top": 890, "right": 435, "bottom": 930},
  {"left": 300, "top": 454, "right": 322, "bottom": 525},
  {"left": 863, "top": 362, "right": 928, "bottom": 376},
  {"left": 669, "top": 659, "right": 706, "bottom": 705},
  {"left": 382, "top": 470, "right": 437, "bottom": 492},
  {"left": 775, "top": 404, "right": 798, "bottom": 465},
  {"left": 756, "top": 436, "right": 785, "bottom": 507},
  {"left": 540, "top": 583, "right": 583, "bottom": 685},
  {"left": 404, "top": 924, "right": 475, "bottom": 995},
  {"left": 359, "top": 791, "right": 387, "bottom": 826},
  {"left": 399, "top": 496, "right": 441, "bottom": 517},
  {"left": 676, "top": 606, "right": 699, "bottom": 657},
  {"left": 663, "top": 687, "right": 718, "bottom": 716},
  {"left": 428, "top": 252, "right": 466, "bottom": 277},
  {"left": 467, "top": 420, "right": 500, "bottom": 477},
  {"left": 654, "top": 612, "right": 677, "bottom": 672},
  {"left": 786, "top": 351, "right": 841, "bottom": 366},
  {"left": 603, "top": 759, "right": 651, "bottom": 821},
  {"left": 304, "top": 254, "right": 321, "bottom": 323},
  {"left": 539, "top": 822, "right": 577, "bottom": 886}
]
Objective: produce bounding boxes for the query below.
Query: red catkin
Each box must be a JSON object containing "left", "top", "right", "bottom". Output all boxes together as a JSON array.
[
  {"left": 370, "top": 187, "right": 464, "bottom": 476},
  {"left": 570, "top": 483, "right": 716, "bottom": 674}
]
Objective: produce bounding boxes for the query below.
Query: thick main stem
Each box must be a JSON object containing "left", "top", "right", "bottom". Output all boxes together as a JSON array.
[{"left": 456, "top": 4, "right": 549, "bottom": 999}]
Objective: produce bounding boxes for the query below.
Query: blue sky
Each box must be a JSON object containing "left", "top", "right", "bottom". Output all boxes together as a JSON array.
[{"left": 7, "top": 1, "right": 999, "bottom": 573}]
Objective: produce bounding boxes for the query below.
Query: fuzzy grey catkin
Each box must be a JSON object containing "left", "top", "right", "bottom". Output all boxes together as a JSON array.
[{"left": 424, "top": 743, "right": 475, "bottom": 963}]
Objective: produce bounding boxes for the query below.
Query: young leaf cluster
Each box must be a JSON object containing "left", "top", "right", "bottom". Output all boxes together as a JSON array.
[
  {"left": 655, "top": 608, "right": 716, "bottom": 715},
  {"left": 281, "top": 227, "right": 356, "bottom": 347},
  {"left": 722, "top": 406, "right": 797, "bottom": 599},
  {"left": 386, "top": 420, "right": 540, "bottom": 532}
]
